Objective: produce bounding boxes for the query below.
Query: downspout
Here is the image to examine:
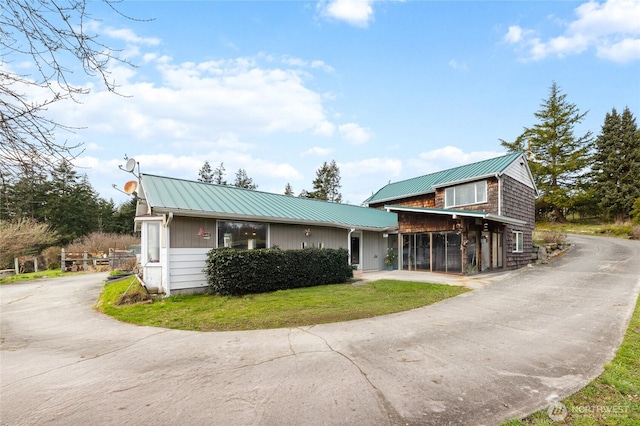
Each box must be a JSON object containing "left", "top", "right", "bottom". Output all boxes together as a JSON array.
[
  {"left": 163, "top": 212, "right": 174, "bottom": 228},
  {"left": 496, "top": 173, "right": 502, "bottom": 216},
  {"left": 162, "top": 212, "right": 173, "bottom": 297}
]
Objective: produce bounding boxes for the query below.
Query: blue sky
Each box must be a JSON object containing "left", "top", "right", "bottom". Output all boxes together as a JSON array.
[{"left": 33, "top": 0, "right": 640, "bottom": 205}]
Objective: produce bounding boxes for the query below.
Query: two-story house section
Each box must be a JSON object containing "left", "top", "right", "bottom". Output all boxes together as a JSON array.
[{"left": 364, "top": 152, "right": 537, "bottom": 274}]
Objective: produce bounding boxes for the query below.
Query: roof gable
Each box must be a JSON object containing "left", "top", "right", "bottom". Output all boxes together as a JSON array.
[
  {"left": 364, "top": 152, "right": 525, "bottom": 205},
  {"left": 140, "top": 174, "right": 397, "bottom": 231}
]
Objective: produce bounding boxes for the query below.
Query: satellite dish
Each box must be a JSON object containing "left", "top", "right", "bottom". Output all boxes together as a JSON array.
[
  {"left": 123, "top": 180, "right": 138, "bottom": 194},
  {"left": 124, "top": 158, "right": 136, "bottom": 173}
]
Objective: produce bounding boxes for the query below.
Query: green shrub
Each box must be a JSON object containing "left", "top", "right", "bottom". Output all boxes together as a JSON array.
[{"left": 204, "top": 248, "right": 352, "bottom": 295}]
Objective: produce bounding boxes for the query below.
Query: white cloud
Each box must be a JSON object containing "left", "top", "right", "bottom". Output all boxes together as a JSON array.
[
  {"left": 448, "top": 59, "right": 468, "bottom": 71},
  {"left": 100, "top": 26, "right": 161, "bottom": 46},
  {"left": 50, "top": 54, "right": 348, "bottom": 144},
  {"left": 339, "top": 122, "right": 374, "bottom": 144},
  {"left": 505, "top": 0, "right": 640, "bottom": 63},
  {"left": 504, "top": 25, "right": 524, "bottom": 43},
  {"left": 340, "top": 158, "right": 402, "bottom": 178},
  {"left": 314, "top": 121, "right": 336, "bottom": 136},
  {"left": 409, "top": 146, "right": 505, "bottom": 174},
  {"left": 596, "top": 37, "right": 640, "bottom": 62},
  {"left": 319, "top": 0, "right": 375, "bottom": 28},
  {"left": 311, "top": 60, "right": 335, "bottom": 73},
  {"left": 303, "top": 146, "right": 334, "bottom": 156}
]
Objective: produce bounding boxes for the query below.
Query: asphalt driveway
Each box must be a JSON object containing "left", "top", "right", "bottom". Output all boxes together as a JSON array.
[{"left": 1, "top": 235, "right": 639, "bottom": 425}]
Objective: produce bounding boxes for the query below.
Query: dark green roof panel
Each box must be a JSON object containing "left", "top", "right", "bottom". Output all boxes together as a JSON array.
[
  {"left": 365, "top": 152, "right": 522, "bottom": 204},
  {"left": 141, "top": 174, "right": 397, "bottom": 231}
]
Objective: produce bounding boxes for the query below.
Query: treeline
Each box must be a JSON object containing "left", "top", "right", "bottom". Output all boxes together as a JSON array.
[
  {"left": 0, "top": 160, "right": 136, "bottom": 251},
  {"left": 501, "top": 82, "right": 640, "bottom": 223},
  {"left": 198, "top": 159, "right": 343, "bottom": 203}
]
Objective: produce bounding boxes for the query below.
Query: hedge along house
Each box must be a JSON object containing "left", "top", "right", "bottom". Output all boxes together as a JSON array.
[
  {"left": 133, "top": 175, "right": 398, "bottom": 295},
  {"left": 364, "top": 153, "right": 537, "bottom": 275}
]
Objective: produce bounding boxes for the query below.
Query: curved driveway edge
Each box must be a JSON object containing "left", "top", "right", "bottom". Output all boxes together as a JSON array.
[{"left": 1, "top": 235, "right": 639, "bottom": 425}]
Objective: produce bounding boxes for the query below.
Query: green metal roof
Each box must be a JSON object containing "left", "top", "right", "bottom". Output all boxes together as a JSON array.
[
  {"left": 364, "top": 152, "right": 523, "bottom": 205},
  {"left": 140, "top": 174, "right": 398, "bottom": 231}
]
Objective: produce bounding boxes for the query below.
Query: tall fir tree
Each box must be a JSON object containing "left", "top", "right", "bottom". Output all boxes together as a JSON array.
[
  {"left": 309, "top": 160, "right": 342, "bottom": 203},
  {"left": 501, "top": 82, "right": 592, "bottom": 222},
  {"left": 198, "top": 161, "right": 214, "bottom": 183},
  {"left": 212, "top": 162, "right": 227, "bottom": 185},
  {"left": 46, "top": 160, "right": 101, "bottom": 245},
  {"left": 284, "top": 183, "right": 294, "bottom": 196},
  {"left": 233, "top": 169, "right": 257, "bottom": 189},
  {"left": 592, "top": 107, "right": 640, "bottom": 222}
]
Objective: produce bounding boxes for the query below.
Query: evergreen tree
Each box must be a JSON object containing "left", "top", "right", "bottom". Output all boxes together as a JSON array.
[
  {"left": 96, "top": 199, "right": 117, "bottom": 232},
  {"left": 233, "top": 169, "right": 257, "bottom": 190},
  {"left": 592, "top": 107, "right": 640, "bottom": 222},
  {"left": 501, "top": 82, "right": 592, "bottom": 222},
  {"left": 46, "top": 161, "right": 101, "bottom": 244},
  {"left": 212, "top": 162, "right": 227, "bottom": 185},
  {"left": 1, "top": 172, "right": 50, "bottom": 221},
  {"left": 111, "top": 198, "right": 137, "bottom": 234},
  {"left": 284, "top": 183, "right": 294, "bottom": 196},
  {"left": 198, "top": 161, "right": 214, "bottom": 183},
  {"left": 309, "top": 160, "right": 342, "bottom": 203}
]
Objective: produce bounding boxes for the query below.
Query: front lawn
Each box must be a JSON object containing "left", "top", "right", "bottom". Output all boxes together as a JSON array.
[{"left": 96, "top": 278, "right": 469, "bottom": 331}]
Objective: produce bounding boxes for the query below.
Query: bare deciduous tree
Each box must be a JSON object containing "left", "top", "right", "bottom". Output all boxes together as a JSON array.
[
  {"left": 1, "top": 0, "right": 136, "bottom": 178},
  {"left": 0, "top": 217, "right": 58, "bottom": 266}
]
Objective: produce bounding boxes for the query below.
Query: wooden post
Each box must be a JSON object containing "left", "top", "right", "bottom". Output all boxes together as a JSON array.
[
  {"left": 61, "top": 249, "right": 66, "bottom": 272},
  {"left": 34, "top": 257, "right": 38, "bottom": 273},
  {"left": 14, "top": 258, "right": 20, "bottom": 275},
  {"left": 83, "top": 251, "right": 88, "bottom": 271}
]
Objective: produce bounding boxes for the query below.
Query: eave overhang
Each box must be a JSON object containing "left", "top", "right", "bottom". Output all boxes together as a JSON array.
[
  {"left": 384, "top": 205, "right": 526, "bottom": 226},
  {"left": 145, "top": 207, "right": 399, "bottom": 233}
]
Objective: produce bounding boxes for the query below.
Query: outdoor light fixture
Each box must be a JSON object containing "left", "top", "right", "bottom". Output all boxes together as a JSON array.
[{"left": 304, "top": 228, "right": 311, "bottom": 237}]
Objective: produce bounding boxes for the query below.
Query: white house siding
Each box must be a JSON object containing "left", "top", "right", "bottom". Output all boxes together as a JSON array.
[
  {"left": 168, "top": 248, "right": 210, "bottom": 291},
  {"left": 504, "top": 157, "right": 535, "bottom": 189},
  {"left": 270, "top": 224, "right": 349, "bottom": 250},
  {"left": 362, "top": 231, "right": 388, "bottom": 271}
]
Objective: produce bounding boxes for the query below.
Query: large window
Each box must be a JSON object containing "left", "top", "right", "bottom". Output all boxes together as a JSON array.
[
  {"left": 513, "top": 231, "right": 524, "bottom": 253},
  {"left": 444, "top": 181, "right": 487, "bottom": 208},
  {"left": 217, "top": 221, "right": 267, "bottom": 249}
]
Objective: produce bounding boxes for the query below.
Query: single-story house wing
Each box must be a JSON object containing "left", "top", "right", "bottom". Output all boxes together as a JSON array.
[{"left": 135, "top": 174, "right": 398, "bottom": 295}]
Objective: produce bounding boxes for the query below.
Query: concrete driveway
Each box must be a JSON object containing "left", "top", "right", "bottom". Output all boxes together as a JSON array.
[{"left": 1, "top": 235, "right": 639, "bottom": 425}]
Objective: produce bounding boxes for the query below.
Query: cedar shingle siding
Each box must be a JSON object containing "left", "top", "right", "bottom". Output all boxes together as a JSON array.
[{"left": 502, "top": 175, "right": 536, "bottom": 269}]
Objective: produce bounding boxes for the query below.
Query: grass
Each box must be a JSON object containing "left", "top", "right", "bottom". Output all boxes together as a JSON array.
[
  {"left": 96, "top": 278, "right": 470, "bottom": 331},
  {"left": 503, "top": 294, "right": 640, "bottom": 425},
  {"left": 0, "top": 269, "right": 74, "bottom": 284},
  {"left": 535, "top": 221, "right": 635, "bottom": 239}
]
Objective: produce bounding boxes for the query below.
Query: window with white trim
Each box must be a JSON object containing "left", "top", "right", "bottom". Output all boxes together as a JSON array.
[
  {"left": 444, "top": 181, "right": 487, "bottom": 208},
  {"left": 513, "top": 231, "right": 524, "bottom": 253}
]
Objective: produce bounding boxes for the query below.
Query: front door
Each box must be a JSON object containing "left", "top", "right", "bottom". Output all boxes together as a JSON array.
[
  {"left": 492, "top": 232, "right": 503, "bottom": 269},
  {"left": 350, "top": 236, "right": 360, "bottom": 267}
]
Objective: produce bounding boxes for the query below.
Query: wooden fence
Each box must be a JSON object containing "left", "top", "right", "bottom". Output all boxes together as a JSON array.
[{"left": 61, "top": 249, "right": 138, "bottom": 272}]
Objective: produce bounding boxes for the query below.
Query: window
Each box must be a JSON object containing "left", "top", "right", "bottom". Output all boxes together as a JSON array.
[
  {"left": 142, "top": 221, "right": 161, "bottom": 263},
  {"left": 444, "top": 181, "right": 487, "bottom": 208},
  {"left": 217, "top": 221, "right": 267, "bottom": 249},
  {"left": 513, "top": 231, "right": 524, "bottom": 253}
]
